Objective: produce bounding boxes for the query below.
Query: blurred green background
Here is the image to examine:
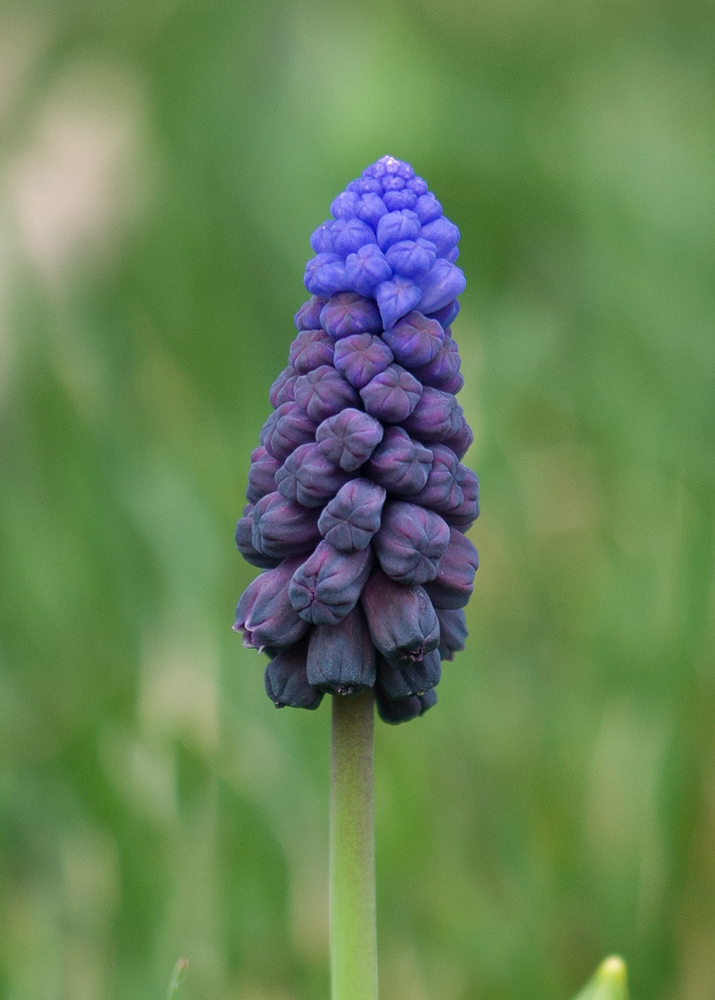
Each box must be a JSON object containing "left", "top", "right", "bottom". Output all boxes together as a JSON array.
[{"left": 1, "top": 0, "right": 713, "bottom": 998}]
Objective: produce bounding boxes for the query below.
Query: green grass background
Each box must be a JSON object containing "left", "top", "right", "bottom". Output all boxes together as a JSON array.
[{"left": 1, "top": 0, "right": 713, "bottom": 998}]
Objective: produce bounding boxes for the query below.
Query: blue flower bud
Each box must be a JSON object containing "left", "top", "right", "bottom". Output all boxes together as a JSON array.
[
  {"left": 275, "top": 442, "right": 350, "bottom": 507},
  {"left": 359, "top": 364, "right": 422, "bottom": 423},
  {"left": 315, "top": 408, "right": 384, "bottom": 472},
  {"left": 319, "top": 293, "right": 383, "bottom": 339},
  {"left": 304, "top": 254, "right": 349, "bottom": 297},
  {"left": 407, "top": 176, "right": 428, "bottom": 196},
  {"left": 310, "top": 222, "right": 335, "bottom": 254},
  {"left": 376, "top": 209, "right": 422, "bottom": 251},
  {"left": 419, "top": 217, "right": 460, "bottom": 257},
  {"left": 414, "top": 193, "right": 442, "bottom": 224},
  {"left": 289, "top": 541, "right": 373, "bottom": 625},
  {"left": 376, "top": 648, "right": 442, "bottom": 699},
  {"left": 330, "top": 190, "right": 359, "bottom": 219},
  {"left": 423, "top": 528, "right": 478, "bottom": 609},
  {"left": 376, "top": 686, "right": 437, "bottom": 725},
  {"left": 333, "top": 333, "right": 394, "bottom": 389},
  {"left": 234, "top": 557, "right": 309, "bottom": 649},
  {"left": 436, "top": 608, "right": 468, "bottom": 661},
  {"left": 318, "top": 479, "right": 386, "bottom": 551},
  {"left": 355, "top": 194, "right": 388, "bottom": 229},
  {"left": 265, "top": 638, "right": 323, "bottom": 710},
  {"left": 235, "top": 505, "right": 282, "bottom": 569},
  {"left": 373, "top": 500, "right": 451, "bottom": 585},
  {"left": 428, "top": 299, "right": 460, "bottom": 327},
  {"left": 330, "top": 217, "right": 376, "bottom": 256},
  {"left": 375, "top": 275, "right": 422, "bottom": 329},
  {"left": 361, "top": 568, "right": 439, "bottom": 663},
  {"left": 381, "top": 311, "right": 444, "bottom": 367},
  {"left": 260, "top": 401, "right": 317, "bottom": 461},
  {"left": 268, "top": 367, "right": 298, "bottom": 407},
  {"left": 246, "top": 446, "right": 282, "bottom": 504},
  {"left": 402, "top": 386, "right": 462, "bottom": 442},
  {"left": 294, "top": 296, "right": 326, "bottom": 331},
  {"left": 417, "top": 259, "right": 466, "bottom": 315},
  {"left": 306, "top": 605, "right": 376, "bottom": 694},
  {"left": 288, "top": 329, "right": 335, "bottom": 374},
  {"left": 366, "top": 426, "right": 432, "bottom": 495},
  {"left": 383, "top": 189, "right": 417, "bottom": 211},
  {"left": 344, "top": 244, "right": 393, "bottom": 297},
  {"left": 384, "top": 239, "right": 436, "bottom": 280},
  {"left": 411, "top": 343, "right": 464, "bottom": 395},
  {"left": 293, "top": 365, "right": 360, "bottom": 422},
  {"left": 252, "top": 492, "right": 322, "bottom": 559}
]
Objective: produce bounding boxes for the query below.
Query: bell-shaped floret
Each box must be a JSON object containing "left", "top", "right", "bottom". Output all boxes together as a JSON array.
[
  {"left": 376, "top": 686, "right": 437, "bottom": 725},
  {"left": 375, "top": 276, "right": 422, "bottom": 330},
  {"left": 344, "top": 244, "right": 392, "bottom": 297},
  {"left": 414, "top": 193, "right": 442, "bottom": 224},
  {"left": 260, "top": 402, "right": 317, "bottom": 461},
  {"left": 316, "top": 409, "right": 384, "bottom": 472},
  {"left": 320, "top": 292, "right": 383, "bottom": 339},
  {"left": 360, "top": 364, "right": 422, "bottom": 423},
  {"left": 294, "top": 366, "right": 360, "bottom": 422},
  {"left": 411, "top": 342, "right": 464, "bottom": 394},
  {"left": 269, "top": 367, "right": 299, "bottom": 407},
  {"left": 294, "top": 296, "right": 326, "bottom": 331},
  {"left": 306, "top": 605, "right": 376, "bottom": 694},
  {"left": 402, "top": 387, "right": 462, "bottom": 442},
  {"left": 289, "top": 541, "right": 373, "bottom": 625},
  {"left": 381, "top": 311, "right": 444, "bottom": 368},
  {"left": 442, "top": 467, "right": 479, "bottom": 530},
  {"left": 275, "top": 442, "right": 350, "bottom": 508},
  {"left": 251, "top": 492, "right": 321, "bottom": 559},
  {"left": 361, "top": 568, "right": 439, "bottom": 663},
  {"left": 366, "top": 426, "right": 433, "bottom": 495},
  {"left": 235, "top": 506, "right": 282, "bottom": 569},
  {"left": 265, "top": 639, "right": 323, "bottom": 710},
  {"left": 376, "top": 649, "right": 442, "bottom": 699},
  {"left": 246, "top": 446, "right": 282, "bottom": 504},
  {"left": 423, "top": 528, "right": 478, "bottom": 609},
  {"left": 234, "top": 557, "right": 309, "bottom": 649},
  {"left": 409, "top": 443, "right": 463, "bottom": 512},
  {"left": 288, "top": 329, "right": 335, "bottom": 374},
  {"left": 436, "top": 608, "right": 468, "bottom": 661},
  {"left": 333, "top": 333, "right": 394, "bottom": 389},
  {"left": 318, "top": 479, "right": 386, "bottom": 552},
  {"left": 373, "top": 501, "right": 450, "bottom": 585},
  {"left": 420, "top": 217, "right": 460, "bottom": 258},
  {"left": 417, "top": 259, "right": 466, "bottom": 315}
]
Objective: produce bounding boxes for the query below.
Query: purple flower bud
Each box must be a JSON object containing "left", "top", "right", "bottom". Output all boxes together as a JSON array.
[
  {"left": 288, "top": 329, "right": 335, "bottom": 373},
  {"left": 295, "top": 296, "right": 326, "bottom": 331},
  {"left": 265, "top": 638, "right": 323, "bottom": 710},
  {"left": 375, "top": 276, "right": 422, "bottom": 330},
  {"left": 376, "top": 686, "right": 437, "bottom": 725},
  {"left": 402, "top": 386, "right": 462, "bottom": 442},
  {"left": 376, "top": 209, "right": 422, "bottom": 251},
  {"left": 252, "top": 492, "right": 322, "bottom": 559},
  {"left": 373, "top": 500, "right": 450, "bottom": 585},
  {"left": 360, "top": 364, "right": 422, "bottom": 423},
  {"left": 268, "top": 367, "right": 298, "bottom": 407},
  {"left": 344, "top": 244, "right": 392, "bottom": 297},
  {"left": 436, "top": 608, "right": 467, "bottom": 661},
  {"left": 355, "top": 193, "right": 388, "bottom": 229},
  {"left": 411, "top": 342, "right": 464, "bottom": 394},
  {"left": 366, "top": 426, "right": 433, "bottom": 495},
  {"left": 417, "top": 259, "right": 466, "bottom": 314},
  {"left": 414, "top": 193, "right": 442, "bottom": 224},
  {"left": 383, "top": 189, "right": 417, "bottom": 212},
  {"left": 275, "top": 442, "right": 350, "bottom": 508},
  {"left": 333, "top": 333, "right": 394, "bottom": 389},
  {"left": 246, "top": 446, "right": 282, "bottom": 504},
  {"left": 408, "top": 443, "right": 463, "bottom": 511},
  {"left": 376, "top": 648, "right": 441, "bottom": 699},
  {"left": 316, "top": 409, "right": 384, "bottom": 472},
  {"left": 442, "top": 414, "right": 474, "bottom": 459},
  {"left": 442, "top": 467, "right": 479, "bottom": 530},
  {"left": 234, "top": 557, "right": 309, "bottom": 649},
  {"left": 361, "top": 568, "right": 439, "bottom": 663},
  {"left": 423, "top": 528, "right": 478, "bottom": 609},
  {"left": 293, "top": 365, "right": 360, "bottom": 422},
  {"left": 330, "top": 217, "right": 376, "bottom": 257},
  {"left": 318, "top": 479, "right": 386, "bottom": 551},
  {"left": 310, "top": 222, "right": 334, "bottom": 254},
  {"left": 407, "top": 176, "right": 428, "bottom": 196},
  {"left": 289, "top": 541, "right": 372, "bottom": 625},
  {"left": 419, "top": 217, "right": 460, "bottom": 258},
  {"left": 260, "top": 401, "right": 317, "bottom": 461},
  {"left": 384, "top": 238, "right": 436, "bottom": 280},
  {"left": 320, "top": 293, "right": 382, "bottom": 339},
  {"left": 331, "top": 190, "right": 359, "bottom": 220},
  {"left": 235, "top": 506, "right": 282, "bottom": 569},
  {"left": 304, "top": 254, "right": 350, "bottom": 297},
  {"left": 428, "top": 299, "right": 460, "bottom": 327},
  {"left": 381, "top": 311, "right": 444, "bottom": 368},
  {"left": 306, "top": 605, "right": 376, "bottom": 694},
  {"left": 382, "top": 174, "right": 405, "bottom": 191}
]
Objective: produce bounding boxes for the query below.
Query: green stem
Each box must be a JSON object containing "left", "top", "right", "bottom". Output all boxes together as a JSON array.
[{"left": 330, "top": 690, "right": 378, "bottom": 1000}]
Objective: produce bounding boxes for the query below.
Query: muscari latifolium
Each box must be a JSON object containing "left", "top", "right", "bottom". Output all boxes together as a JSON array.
[{"left": 225, "top": 156, "right": 629, "bottom": 1000}]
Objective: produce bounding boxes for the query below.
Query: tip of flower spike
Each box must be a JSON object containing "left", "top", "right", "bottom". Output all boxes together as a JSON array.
[{"left": 571, "top": 956, "right": 628, "bottom": 1000}]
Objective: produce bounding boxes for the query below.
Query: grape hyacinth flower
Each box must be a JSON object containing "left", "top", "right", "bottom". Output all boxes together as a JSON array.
[{"left": 234, "top": 155, "right": 478, "bottom": 727}]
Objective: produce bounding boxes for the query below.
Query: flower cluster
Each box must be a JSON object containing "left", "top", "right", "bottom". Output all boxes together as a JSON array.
[{"left": 234, "top": 156, "right": 478, "bottom": 724}]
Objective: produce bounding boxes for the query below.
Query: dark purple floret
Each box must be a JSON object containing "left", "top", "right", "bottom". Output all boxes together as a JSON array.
[
  {"left": 316, "top": 408, "right": 384, "bottom": 471},
  {"left": 333, "top": 333, "right": 394, "bottom": 389},
  {"left": 234, "top": 155, "right": 477, "bottom": 722},
  {"left": 359, "top": 364, "right": 422, "bottom": 423},
  {"left": 275, "top": 442, "right": 350, "bottom": 507},
  {"left": 373, "top": 500, "right": 451, "bottom": 585},
  {"left": 289, "top": 541, "right": 372, "bottom": 625},
  {"left": 294, "top": 365, "right": 360, "bottom": 423},
  {"left": 307, "top": 606, "right": 377, "bottom": 694},
  {"left": 366, "top": 426, "right": 432, "bottom": 495},
  {"left": 318, "top": 479, "right": 386, "bottom": 551},
  {"left": 320, "top": 293, "right": 382, "bottom": 339}
]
